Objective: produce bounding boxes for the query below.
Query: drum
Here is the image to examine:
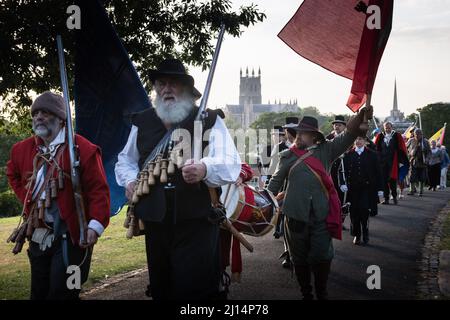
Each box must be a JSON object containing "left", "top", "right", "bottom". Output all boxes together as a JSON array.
[{"left": 220, "top": 184, "right": 279, "bottom": 237}]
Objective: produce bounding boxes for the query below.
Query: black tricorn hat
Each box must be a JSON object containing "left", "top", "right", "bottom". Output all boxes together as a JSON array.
[
  {"left": 271, "top": 125, "right": 285, "bottom": 135},
  {"left": 294, "top": 116, "right": 325, "bottom": 141},
  {"left": 332, "top": 115, "right": 346, "bottom": 125},
  {"left": 149, "top": 58, "right": 202, "bottom": 100},
  {"left": 282, "top": 116, "right": 299, "bottom": 129}
]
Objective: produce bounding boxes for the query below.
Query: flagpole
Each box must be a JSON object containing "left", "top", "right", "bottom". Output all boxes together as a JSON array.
[{"left": 418, "top": 111, "right": 423, "bottom": 130}]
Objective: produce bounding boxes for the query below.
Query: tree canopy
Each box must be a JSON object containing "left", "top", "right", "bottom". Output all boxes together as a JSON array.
[{"left": 0, "top": 0, "right": 266, "bottom": 118}]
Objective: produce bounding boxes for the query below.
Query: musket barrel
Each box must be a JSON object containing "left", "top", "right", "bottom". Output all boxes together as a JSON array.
[{"left": 56, "top": 35, "right": 88, "bottom": 245}]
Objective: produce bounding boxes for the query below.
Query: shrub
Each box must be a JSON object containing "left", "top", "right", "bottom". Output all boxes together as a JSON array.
[{"left": 0, "top": 190, "right": 22, "bottom": 218}]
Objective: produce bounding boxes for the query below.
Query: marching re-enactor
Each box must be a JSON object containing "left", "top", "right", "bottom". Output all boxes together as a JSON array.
[
  {"left": 326, "top": 115, "right": 348, "bottom": 227},
  {"left": 267, "top": 106, "right": 373, "bottom": 300},
  {"left": 374, "top": 122, "right": 407, "bottom": 205},
  {"left": 115, "top": 58, "right": 241, "bottom": 300},
  {"left": 6, "top": 91, "right": 110, "bottom": 300},
  {"left": 342, "top": 136, "right": 383, "bottom": 245}
]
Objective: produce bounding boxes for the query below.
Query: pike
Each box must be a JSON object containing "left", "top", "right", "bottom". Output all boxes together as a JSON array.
[
  {"left": 56, "top": 35, "right": 88, "bottom": 246},
  {"left": 192, "top": 24, "right": 226, "bottom": 162},
  {"left": 191, "top": 24, "right": 253, "bottom": 253}
]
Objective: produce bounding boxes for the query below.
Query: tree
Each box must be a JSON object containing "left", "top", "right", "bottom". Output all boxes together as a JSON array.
[
  {"left": 0, "top": 0, "right": 266, "bottom": 118},
  {"left": 414, "top": 103, "right": 450, "bottom": 150}
]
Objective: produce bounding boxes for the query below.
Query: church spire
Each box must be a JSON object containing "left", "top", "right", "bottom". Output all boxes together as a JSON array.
[{"left": 393, "top": 78, "right": 398, "bottom": 111}]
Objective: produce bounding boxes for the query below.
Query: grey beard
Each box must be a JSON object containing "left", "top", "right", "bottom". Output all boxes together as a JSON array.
[
  {"left": 32, "top": 118, "right": 60, "bottom": 139},
  {"left": 153, "top": 93, "right": 195, "bottom": 124},
  {"left": 33, "top": 125, "right": 51, "bottom": 138}
]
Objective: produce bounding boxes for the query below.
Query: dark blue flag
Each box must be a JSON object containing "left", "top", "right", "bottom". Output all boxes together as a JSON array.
[{"left": 74, "top": 0, "right": 151, "bottom": 215}]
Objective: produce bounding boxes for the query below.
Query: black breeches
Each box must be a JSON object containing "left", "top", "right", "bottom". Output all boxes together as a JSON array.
[
  {"left": 382, "top": 165, "right": 397, "bottom": 199},
  {"left": 27, "top": 237, "right": 92, "bottom": 300},
  {"left": 144, "top": 217, "right": 221, "bottom": 300},
  {"left": 350, "top": 207, "right": 369, "bottom": 238}
]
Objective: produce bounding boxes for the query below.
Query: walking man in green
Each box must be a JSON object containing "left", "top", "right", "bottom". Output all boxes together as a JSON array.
[{"left": 267, "top": 105, "right": 373, "bottom": 300}]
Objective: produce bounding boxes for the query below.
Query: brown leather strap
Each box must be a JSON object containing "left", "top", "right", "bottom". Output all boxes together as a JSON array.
[
  {"left": 305, "top": 164, "right": 329, "bottom": 200},
  {"left": 288, "top": 150, "right": 313, "bottom": 177},
  {"left": 208, "top": 187, "right": 221, "bottom": 208}
]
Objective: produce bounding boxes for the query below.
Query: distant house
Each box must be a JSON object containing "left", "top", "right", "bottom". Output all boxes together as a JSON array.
[{"left": 225, "top": 68, "right": 299, "bottom": 128}]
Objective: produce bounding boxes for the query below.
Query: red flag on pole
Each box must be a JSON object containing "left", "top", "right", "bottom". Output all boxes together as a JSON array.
[{"left": 278, "top": 0, "right": 394, "bottom": 112}]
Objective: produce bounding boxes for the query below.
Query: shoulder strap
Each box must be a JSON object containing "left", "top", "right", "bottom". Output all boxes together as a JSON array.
[
  {"left": 305, "top": 164, "right": 329, "bottom": 200},
  {"left": 288, "top": 150, "right": 313, "bottom": 177}
]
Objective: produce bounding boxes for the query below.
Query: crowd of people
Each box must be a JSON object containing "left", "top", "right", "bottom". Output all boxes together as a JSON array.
[{"left": 6, "top": 58, "right": 449, "bottom": 301}]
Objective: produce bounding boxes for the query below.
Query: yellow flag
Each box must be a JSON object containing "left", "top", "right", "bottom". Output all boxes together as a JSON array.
[
  {"left": 404, "top": 123, "right": 416, "bottom": 139},
  {"left": 429, "top": 123, "right": 447, "bottom": 145}
]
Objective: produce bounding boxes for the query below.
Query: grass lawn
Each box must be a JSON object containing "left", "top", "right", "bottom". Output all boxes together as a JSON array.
[{"left": 0, "top": 207, "right": 146, "bottom": 300}]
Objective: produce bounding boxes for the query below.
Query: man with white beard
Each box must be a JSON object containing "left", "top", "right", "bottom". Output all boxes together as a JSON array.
[{"left": 115, "top": 59, "right": 241, "bottom": 300}]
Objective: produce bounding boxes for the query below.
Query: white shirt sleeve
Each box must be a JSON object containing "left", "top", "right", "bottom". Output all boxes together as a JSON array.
[
  {"left": 114, "top": 125, "right": 140, "bottom": 187},
  {"left": 200, "top": 117, "right": 241, "bottom": 187}
]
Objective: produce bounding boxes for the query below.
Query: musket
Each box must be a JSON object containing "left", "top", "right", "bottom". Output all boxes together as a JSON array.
[
  {"left": 193, "top": 24, "right": 226, "bottom": 162},
  {"left": 56, "top": 35, "right": 88, "bottom": 246}
]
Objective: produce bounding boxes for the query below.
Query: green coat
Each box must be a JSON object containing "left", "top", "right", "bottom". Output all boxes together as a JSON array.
[{"left": 267, "top": 131, "right": 357, "bottom": 223}]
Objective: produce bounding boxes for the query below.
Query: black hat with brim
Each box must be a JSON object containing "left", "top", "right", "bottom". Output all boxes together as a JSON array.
[
  {"left": 271, "top": 125, "right": 285, "bottom": 135},
  {"left": 332, "top": 115, "right": 346, "bottom": 125},
  {"left": 294, "top": 116, "right": 325, "bottom": 141},
  {"left": 282, "top": 116, "right": 300, "bottom": 129},
  {"left": 149, "top": 58, "right": 202, "bottom": 100}
]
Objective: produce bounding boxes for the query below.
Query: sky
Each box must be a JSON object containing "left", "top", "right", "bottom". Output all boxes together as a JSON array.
[{"left": 189, "top": 0, "right": 450, "bottom": 118}]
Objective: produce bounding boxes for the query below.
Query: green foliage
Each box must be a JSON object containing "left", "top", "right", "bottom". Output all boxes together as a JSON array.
[
  {"left": 0, "top": 134, "right": 26, "bottom": 194},
  {"left": 0, "top": 190, "right": 22, "bottom": 218},
  {"left": 407, "top": 102, "right": 450, "bottom": 150},
  {"left": 249, "top": 108, "right": 346, "bottom": 137},
  {"left": 0, "top": 0, "right": 266, "bottom": 111}
]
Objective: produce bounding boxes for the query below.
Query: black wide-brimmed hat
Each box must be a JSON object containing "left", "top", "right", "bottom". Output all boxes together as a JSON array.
[
  {"left": 271, "top": 125, "right": 285, "bottom": 135},
  {"left": 149, "top": 58, "right": 202, "bottom": 100},
  {"left": 282, "top": 117, "right": 299, "bottom": 129},
  {"left": 294, "top": 116, "right": 325, "bottom": 141},
  {"left": 332, "top": 115, "right": 346, "bottom": 125}
]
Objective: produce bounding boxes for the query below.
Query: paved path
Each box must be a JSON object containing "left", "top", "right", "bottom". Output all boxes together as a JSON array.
[{"left": 82, "top": 189, "right": 450, "bottom": 300}]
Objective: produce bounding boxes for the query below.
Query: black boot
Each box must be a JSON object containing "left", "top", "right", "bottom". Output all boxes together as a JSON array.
[
  {"left": 312, "top": 261, "right": 331, "bottom": 300},
  {"left": 279, "top": 251, "right": 292, "bottom": 269},
  {"left": 362, "top": 227, "right": 369, "bottom": 244},
  {"left": 294, "top": 264, "right": 313, "bottom": 300}
]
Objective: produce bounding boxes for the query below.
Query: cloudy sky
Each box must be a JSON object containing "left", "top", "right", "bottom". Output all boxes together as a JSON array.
[{"left": 189, "top": 0, "right": 450, "bottom": 118}]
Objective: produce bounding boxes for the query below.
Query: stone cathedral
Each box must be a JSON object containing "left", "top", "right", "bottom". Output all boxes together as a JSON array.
[{"left": 226, "top": 68, "right": 299, "bottom": 128}]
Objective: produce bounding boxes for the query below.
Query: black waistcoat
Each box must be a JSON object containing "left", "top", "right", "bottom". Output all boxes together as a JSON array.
[
  {"left": 376, "top": 132, "right": 399, "bottom": 166},
  {"left": 131, "top": 107, "right": 222, "bottom": 223}
]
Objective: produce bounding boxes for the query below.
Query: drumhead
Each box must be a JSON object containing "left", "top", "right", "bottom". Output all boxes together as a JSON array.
[{"left": 220, "top": 184, "right": 243, "bottom": 219}]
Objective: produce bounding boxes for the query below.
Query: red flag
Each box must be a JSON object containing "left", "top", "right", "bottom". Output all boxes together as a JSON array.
[{"left": 278, "top": 0, "right": 394, "bottom": 112}]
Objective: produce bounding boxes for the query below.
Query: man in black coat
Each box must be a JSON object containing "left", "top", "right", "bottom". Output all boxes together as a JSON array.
[
  {"left": 326, "top": 115, "right": 348, "bottom": 227},
  {"left": 374, "top": 122, "right": 407, "bottom": 205},
  {"left": 343, "top": 136, "right": 383, "bottom": 245}
]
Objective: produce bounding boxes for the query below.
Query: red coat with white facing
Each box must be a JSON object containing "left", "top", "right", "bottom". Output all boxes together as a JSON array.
[{"left": 6, "top": 134, "right": 110, "bottom": 245}]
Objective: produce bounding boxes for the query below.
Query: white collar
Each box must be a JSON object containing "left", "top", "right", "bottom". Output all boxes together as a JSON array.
[
  {"left": 39, "top": 127, "right": 66, "bottom": 156},
  {"left": 355, "top": 146, "right": 365, "bottom": 155}
]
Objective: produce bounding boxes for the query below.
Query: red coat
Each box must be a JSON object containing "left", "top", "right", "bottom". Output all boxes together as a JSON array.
[{"left": 6, "top": 134, "right": 110, "bottom": 245}]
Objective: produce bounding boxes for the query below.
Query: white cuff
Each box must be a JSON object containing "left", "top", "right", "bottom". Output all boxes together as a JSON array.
[
  {"left": 88, "top": 219, "right": 105, "bottom": 237},
  {"left": 200, "top": 158, "right": 213, "bottom": 183}
]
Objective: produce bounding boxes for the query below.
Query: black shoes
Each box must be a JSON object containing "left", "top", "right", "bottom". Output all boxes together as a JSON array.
[
  {"left": 279, "top": 251, "right": 292, "bottom": 269},
  {"left": 362, "top": 228, "right": 369, "bottom": 244},
  {"left": 353, "top": 236, "right": 362, "bottom": 245},
  {"left": 393, "top": 197, "right": 398, "bottom": 205}
]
